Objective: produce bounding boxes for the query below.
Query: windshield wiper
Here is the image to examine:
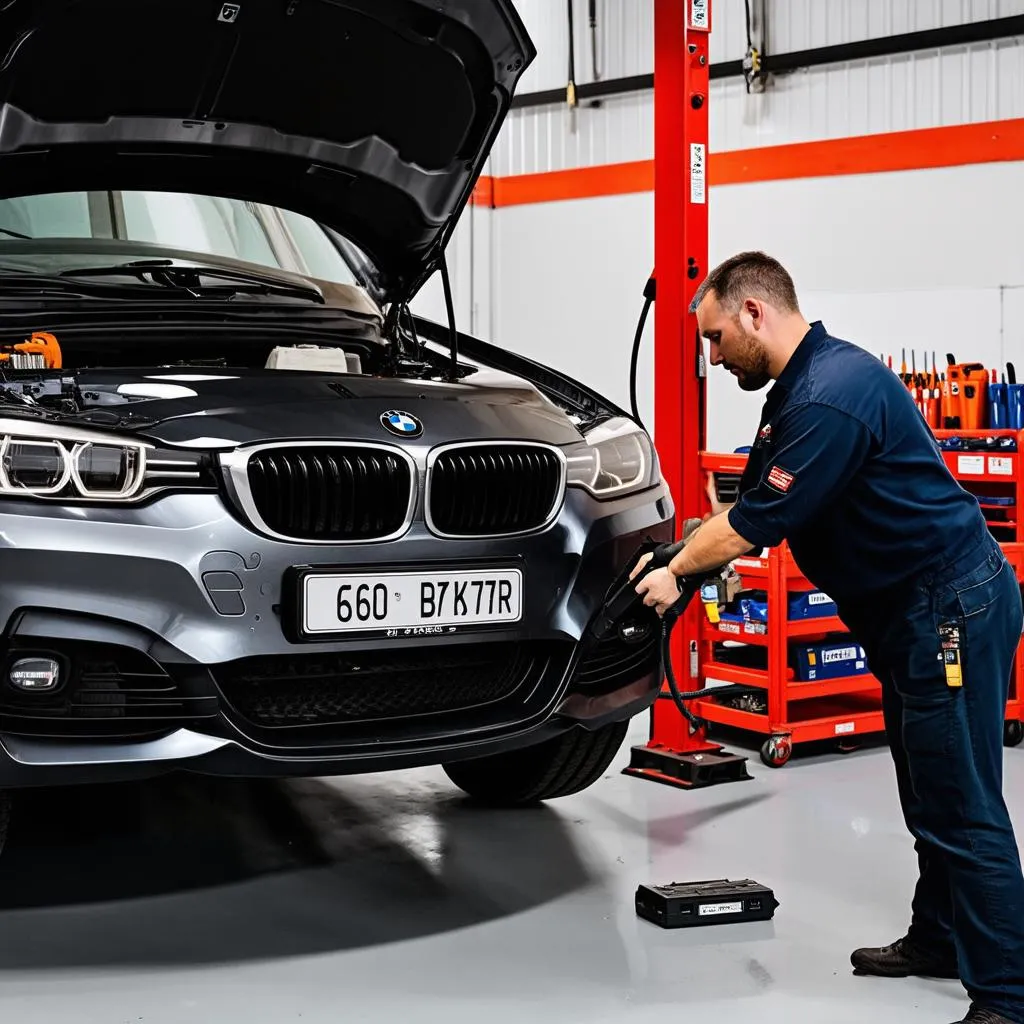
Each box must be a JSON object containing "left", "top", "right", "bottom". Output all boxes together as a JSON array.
[
  {"left": 0, "top": 226, "right": 31, "bottom": 240},
  {"left": 61, "top": 259, "right": 324, "bottom": 304}
]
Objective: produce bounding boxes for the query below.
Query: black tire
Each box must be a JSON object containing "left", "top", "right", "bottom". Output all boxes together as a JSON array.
[
  {"left": 442, "top": 720, "right": 629, "bottom": 806},
  {"left": 1005, "top": 720, "right": 1024, "bottom": 748}
]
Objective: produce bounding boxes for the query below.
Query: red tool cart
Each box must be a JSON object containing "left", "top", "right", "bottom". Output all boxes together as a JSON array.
[{"left": 686, "top": 432, "right": 1024, "bottom": 768}]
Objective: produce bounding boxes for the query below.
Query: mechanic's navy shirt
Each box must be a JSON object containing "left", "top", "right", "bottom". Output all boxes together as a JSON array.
[{"left": 727, "top": 321, "right": 988, "bottom": 605}]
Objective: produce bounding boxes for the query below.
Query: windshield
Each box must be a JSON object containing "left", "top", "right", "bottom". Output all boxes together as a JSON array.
[{"left": 0, "top": 191, "right": 371, "bottom": 289}]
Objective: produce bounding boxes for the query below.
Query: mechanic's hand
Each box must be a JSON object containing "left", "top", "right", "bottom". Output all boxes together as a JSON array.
[
  {"left": 635, "top": 565, "right": 681, "bottom": 617},
  {"left": 629, "top": 552, "right": 654, "bottom": 580}
]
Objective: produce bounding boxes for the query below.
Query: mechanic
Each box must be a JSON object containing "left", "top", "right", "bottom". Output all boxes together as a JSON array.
[{"left": 632, "top": 251, "right": 1024, "bottom": 1024}]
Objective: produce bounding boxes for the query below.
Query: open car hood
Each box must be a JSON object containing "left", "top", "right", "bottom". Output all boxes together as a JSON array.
[{"left": 0, "top": 0, "right": 534, "bottom": 302}]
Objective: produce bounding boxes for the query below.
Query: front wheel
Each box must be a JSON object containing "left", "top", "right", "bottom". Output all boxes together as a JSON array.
[{"left": 443, "top": 720, "right": 629, "bottom": 806}]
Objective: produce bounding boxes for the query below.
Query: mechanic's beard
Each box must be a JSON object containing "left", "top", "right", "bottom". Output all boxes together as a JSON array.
[{"left": 729, "top": 330, "right": 772, "bottom": 392}]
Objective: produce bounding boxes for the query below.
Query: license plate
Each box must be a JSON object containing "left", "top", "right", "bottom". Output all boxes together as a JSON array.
[{"left": 302, "top": 569, "right": 523, "bottom": 635}]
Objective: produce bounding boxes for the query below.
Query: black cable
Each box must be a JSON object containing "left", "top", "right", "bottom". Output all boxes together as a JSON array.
[
  {"left": 589, "top": 0, "right": 599, "bottom": 81},
  {"left": 655, "top": 598, "right": 761, "bottom": 724},
  {"left": 662, "top": 619, "right": 706, "bottom": 728},
  {"left": 566, "top": 0, "right": 577, "bottom": 107},
  {"left": 628, "top": 274, "right": 656, "bottom": 427},
  {"left": 629, "top": 297, "right": 651, "bottom": 426},
  {"left": 659, "top": 617, "right": 764, "bottom": 728},
  {"left": 439, "top": 254, "right": 458, "bottom": 379}
]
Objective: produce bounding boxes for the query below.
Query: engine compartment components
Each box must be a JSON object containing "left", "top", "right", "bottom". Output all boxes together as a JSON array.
[
  {"left": 0, "top": 332, "right": 62, "bottom": 370},
  {"left": 265, "top": 344, "right": 362, "bottom": 374}
]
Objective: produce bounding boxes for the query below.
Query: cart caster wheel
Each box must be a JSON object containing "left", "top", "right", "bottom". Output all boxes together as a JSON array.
[
  {"left": 760, "top": 736, "right": 792, "bottom": 769},
  {"left": 1004, "top": 720, "right": 1024, "bottom": 748}
]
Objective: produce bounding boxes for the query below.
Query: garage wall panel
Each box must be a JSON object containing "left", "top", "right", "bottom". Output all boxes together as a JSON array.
[
  {"left": 491, "top": 0, "right": 1024, "bottom": 176},
  {"left": 776, "top": 0, "right": 1024, "bottom": 50},
  {"left": 493, "top": 39, "right": 1024, "bottom": 174},
  {"left": 508, "top": 0, "right": 747, "bottom": 95},
  {"left": 485, "top": 161, "right": 1024, "bottom": 453}
]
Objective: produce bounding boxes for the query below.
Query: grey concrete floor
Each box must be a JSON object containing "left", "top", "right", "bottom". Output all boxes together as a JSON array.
[{"left": 0, "top": 718, "right": 1016, "bottom": 1024}]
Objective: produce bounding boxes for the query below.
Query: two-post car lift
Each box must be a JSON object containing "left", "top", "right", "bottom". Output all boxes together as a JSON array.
[{"left": 622, "top": 0, "right": 754, "bottom": 790}]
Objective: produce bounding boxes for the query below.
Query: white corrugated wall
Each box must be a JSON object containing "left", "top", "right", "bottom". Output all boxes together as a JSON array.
[
  {"left": 493, "top": 0, "right": 1024, "bottom": 173},
  {"left": 413, "top": 1, "right": 1024, "bottom": 452}
]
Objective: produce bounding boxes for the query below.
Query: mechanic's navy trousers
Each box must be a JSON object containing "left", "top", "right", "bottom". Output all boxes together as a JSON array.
[{"left": 841, "top": 532, "right": 1024, "bottom": 1022}]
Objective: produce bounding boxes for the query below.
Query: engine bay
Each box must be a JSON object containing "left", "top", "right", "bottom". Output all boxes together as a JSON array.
[
  {"left": 0, "top": 299, "right": 616, "bottom": 434},
  {"left": 0, "top": 321, "right": 476, "bottom": 422}
]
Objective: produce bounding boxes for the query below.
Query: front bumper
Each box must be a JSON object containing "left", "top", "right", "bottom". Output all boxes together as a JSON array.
[{"left": 0, "top": 484, "right": 673, "bottom": 787}]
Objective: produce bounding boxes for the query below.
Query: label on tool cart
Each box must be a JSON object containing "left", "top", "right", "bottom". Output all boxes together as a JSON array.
[
  {"left": 957, "top": 455, "right": 985, "bottom": 475},
  {"left": 823, "top": 646, "right": 859, "bottom": 664},
  {"left": 690, "top": 143, "right": 706, "bottom": 204},
  {"left": 835, "top": 722, "right": 856, "bottom": 736},
  {"left": 690, "top": 0, "right": 709, "bottom": 30},
  {"left": 989, "top": 456, "right": 1013, "bottom": 476},
  {"left": 699, "top": 901, "right": 742, "bottom": 917}
]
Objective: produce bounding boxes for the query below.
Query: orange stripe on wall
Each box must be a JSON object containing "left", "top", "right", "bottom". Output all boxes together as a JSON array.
[{"left": 471, "top": 118, "right": 1024, "bottom": 208}]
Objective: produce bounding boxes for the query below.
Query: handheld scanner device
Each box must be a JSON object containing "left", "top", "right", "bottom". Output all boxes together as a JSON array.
[{"left": 590, "top": 539, "right": 710, "bottom": 641}]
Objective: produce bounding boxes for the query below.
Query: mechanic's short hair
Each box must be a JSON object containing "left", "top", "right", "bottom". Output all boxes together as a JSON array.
[{"left": 690, "top": 251, "right": 800, "bottom": 315}]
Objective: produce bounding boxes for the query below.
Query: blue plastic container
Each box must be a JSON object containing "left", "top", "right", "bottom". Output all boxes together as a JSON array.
[
  {"left": 990, "top": 381, "right": 1009, "bottom": 428},
  {"left": 1009, "top": 384, "right": 1024, "bottom": 430}
]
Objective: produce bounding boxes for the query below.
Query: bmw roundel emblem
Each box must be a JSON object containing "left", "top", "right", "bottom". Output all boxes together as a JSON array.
[{"left": 380, "top": 410, "right": 423, "bottom": 438}]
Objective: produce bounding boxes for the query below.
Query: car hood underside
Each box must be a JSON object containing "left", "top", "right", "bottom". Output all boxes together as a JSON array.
[{"left": 0, "top": 0, "right": 534, "bottom": 302}]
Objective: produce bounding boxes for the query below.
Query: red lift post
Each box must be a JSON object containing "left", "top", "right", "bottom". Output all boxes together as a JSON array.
[{"left": 622, "top": 0, "right": 752, "bottom": 789}]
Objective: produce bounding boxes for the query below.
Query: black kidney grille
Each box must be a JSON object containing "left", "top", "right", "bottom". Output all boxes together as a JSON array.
[
  {"left": 246, "top": 446, "right": 411, "bottom": 540},
  {"left": 214, "top": 642, "right": 542, "bottom": 730},
  {"left": 429, "top": 445, "right": 564, "bottom": 536}
]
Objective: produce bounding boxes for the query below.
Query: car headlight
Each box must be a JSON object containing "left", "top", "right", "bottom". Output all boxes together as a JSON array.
[
  {"left": 0, "top": 419, "right": 216, "bottom": 502},
  {"left": 565, "top": 417, "right": 661, "bottom": 499}
]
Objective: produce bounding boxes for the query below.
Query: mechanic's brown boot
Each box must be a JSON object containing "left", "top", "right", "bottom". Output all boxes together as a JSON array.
[
  {"left": 950, "top": 1004, "right": 1016, "bottom": 1023},
  {"left": 851, "top": 934, "right": 959, "bottom": 978}
]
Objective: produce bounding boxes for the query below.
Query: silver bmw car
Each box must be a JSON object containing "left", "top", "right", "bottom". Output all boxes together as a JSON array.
[{"left": 0, "top": 0, "right": 673, "bottom": 826}]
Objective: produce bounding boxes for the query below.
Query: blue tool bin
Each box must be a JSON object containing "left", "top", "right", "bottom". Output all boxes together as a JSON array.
[
  {"left": 738, "top": 590, "right": 837, "bottom": 622},
  {"left": 792, "top": 640, "right": 869, "bottom": 682},
  {"left": 788, "top": 591, "right": 837, "bottom": 619}
]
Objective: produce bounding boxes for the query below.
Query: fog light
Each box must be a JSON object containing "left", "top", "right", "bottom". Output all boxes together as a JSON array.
[
  {"left": 9, "top": 657, "right": 61, "bottom": 692},
  {"left": 619, "top": 619, "right": 651, "bottom": 645}
]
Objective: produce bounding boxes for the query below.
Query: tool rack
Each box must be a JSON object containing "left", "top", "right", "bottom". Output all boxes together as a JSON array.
[{"left": 688, "top": 431, "right": 1024, "bottom": 768}]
